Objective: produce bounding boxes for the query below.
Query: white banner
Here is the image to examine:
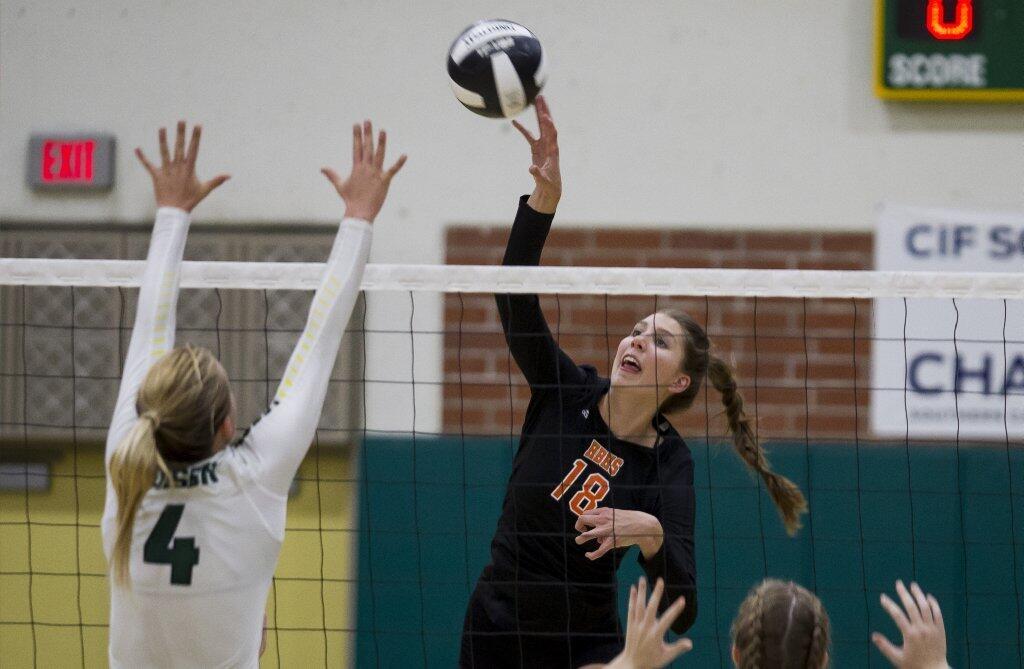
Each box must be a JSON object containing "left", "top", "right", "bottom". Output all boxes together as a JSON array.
[{"left": 872, "top": 204, "right": 1024, "bottom": 440}]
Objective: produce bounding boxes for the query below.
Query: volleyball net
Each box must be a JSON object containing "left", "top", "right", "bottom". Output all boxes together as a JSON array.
[{"left": 1, "top": 257, "right": 1022, "bottom": 667}]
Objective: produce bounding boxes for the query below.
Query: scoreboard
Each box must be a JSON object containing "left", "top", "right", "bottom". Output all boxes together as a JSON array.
[{"left": 876, "top": 0, "right": 1024, "bottom": 101}]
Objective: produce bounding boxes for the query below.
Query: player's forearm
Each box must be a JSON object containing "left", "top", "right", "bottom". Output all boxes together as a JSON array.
[
  {"left": 274, "top": 218, "right": 370, "bottom": 409},
  {"left": 495, "top": 195, "right": 563, "bottom": 386},
  {"left": 503, "top": 195, "right": 553, "bottom": 267},
  {"left": 251, "top": 218, "right": 371, "bottom": 492},
  {"left": 669, "top": 584, "right": 697, "bottom": 633},
  {"left": 637, "top": 518, "right": 664, "bottom": 560},
  {"left": 638, "top": 542, "right": 698, "bottom": 633},
  {"left": 107, "top": 207, "right": 190, "bottom": 457}
]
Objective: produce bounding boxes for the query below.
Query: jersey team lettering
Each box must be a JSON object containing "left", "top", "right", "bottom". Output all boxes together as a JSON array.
[
  {"left": 153, "top": 460, "right": 219, "bottom": 489},
  {"left": 583, "top": 439, "right": 624, "bottom": 476}
]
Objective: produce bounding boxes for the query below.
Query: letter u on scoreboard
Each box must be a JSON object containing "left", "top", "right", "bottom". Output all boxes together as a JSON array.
[{"left": 926, "top": 0, "right": 974, "bottom": 40}]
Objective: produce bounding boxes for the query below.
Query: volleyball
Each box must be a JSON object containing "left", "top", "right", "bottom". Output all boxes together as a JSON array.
[{"left": 446, "top": 19, "right": 547, "bottom": 118}]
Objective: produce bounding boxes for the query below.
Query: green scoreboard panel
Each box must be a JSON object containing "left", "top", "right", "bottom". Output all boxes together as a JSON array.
[{"left": 876, "top": 0, "right": 1024, "bottom": 101}]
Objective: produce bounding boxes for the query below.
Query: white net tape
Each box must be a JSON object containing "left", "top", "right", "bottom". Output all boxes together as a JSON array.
[{"left": 2, "top": 258, "right": 1023, "bottom": 298}]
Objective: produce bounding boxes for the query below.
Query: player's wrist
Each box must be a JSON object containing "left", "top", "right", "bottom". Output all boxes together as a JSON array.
[
  {"left": 604, "top": 654, "right": 633, "bottom": 669},
  {"left": 343, "top": 206, "right": 376, "bottom": 224},
  {"left": 638, "top": 517, "right": 664, "bottom": 558},
  {"left": 155, "top": 196, "right": 194, "bottom": 212},
  {"left": 155, "top": 206, "right": 191, "bottom": 221},
  {"left": 527, "top": 187, "right": 559, "bottom": 214},
  {"left": 153, "top": 182, "right": 204, "bottom": 212}
]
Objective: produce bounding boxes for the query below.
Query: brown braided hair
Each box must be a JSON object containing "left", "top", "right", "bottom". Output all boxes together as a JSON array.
[
  {"left": 731, "top": 579, "right": 830, "bottom": 669},
  {"left": 657, "top": 309, "right": 807, "bottom": 535}
]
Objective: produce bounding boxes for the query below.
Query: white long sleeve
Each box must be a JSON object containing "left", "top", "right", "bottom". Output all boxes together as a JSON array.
[
  {"left": 105, "top": 207, "right": 189, "bottom": 466},
  {"left": 236, "top": 217, "right": 372, "bottom": 495}
]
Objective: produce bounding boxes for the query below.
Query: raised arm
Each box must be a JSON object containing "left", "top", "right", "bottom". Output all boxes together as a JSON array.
[
  {"left": 240, "top": 121, "right": 406, "bottom": 495},
  {"left": 497, "top": 96, "right": 584, "bottom": 390},
  {"left": 105, "top": 122, "right": 229, "bottom": 465}
]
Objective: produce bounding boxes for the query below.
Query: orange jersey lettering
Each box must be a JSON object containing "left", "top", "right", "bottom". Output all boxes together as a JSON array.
[{"left": 583, "top": 439, "right": 623, "bottom": 477}]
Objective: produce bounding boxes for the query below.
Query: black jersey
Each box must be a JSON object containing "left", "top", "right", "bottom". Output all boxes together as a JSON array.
[{"left": 461, "top": 197, "right": 697, "bottom": 666}]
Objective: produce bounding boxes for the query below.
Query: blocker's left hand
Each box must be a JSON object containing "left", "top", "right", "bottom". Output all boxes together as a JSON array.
[
  {"left": 575, "top": 507, "right": 663, "bottom": 561},
  {"left": 605, "top": 577, "right": 692, "bottom": 669},
  {"left": 135, "top": 120, "right": 230, "bottom": 213}
]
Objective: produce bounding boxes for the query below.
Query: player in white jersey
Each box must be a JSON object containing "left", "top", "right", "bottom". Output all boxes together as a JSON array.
[{"left": 102, "top": 120, "right": 406, "bottom": 668}]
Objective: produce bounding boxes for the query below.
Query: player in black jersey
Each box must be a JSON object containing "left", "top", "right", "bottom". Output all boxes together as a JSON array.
[{"left": 459, "top": 96, "right": 808, "bottom": 669}]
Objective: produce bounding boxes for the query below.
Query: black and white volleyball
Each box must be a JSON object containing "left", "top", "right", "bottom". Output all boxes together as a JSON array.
[{"left": 447, "top": 20, "right": 547, "bottom": 118}]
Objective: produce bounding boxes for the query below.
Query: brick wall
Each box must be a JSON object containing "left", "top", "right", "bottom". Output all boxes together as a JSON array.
[{"left": 443, "top": 227, "right": 873, "bottom": 442}]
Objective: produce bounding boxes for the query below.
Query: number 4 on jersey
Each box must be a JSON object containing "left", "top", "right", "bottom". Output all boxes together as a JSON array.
[{"left": 144, "top": 504, "right": 200, "bottom": 585}]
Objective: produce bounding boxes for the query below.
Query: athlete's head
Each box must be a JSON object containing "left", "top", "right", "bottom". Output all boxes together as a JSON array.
[
  {"left": 609, "top": 311, "right": 690, "bottom": 404},
  {"left": 731, "top": 579, "right": 830, "bottom": 669},
  {"left": 613, "top": 309, "right": 807, "bottom": 536},
  {"left": 108, "top": 344, "right": 234, "bottom": 585}
]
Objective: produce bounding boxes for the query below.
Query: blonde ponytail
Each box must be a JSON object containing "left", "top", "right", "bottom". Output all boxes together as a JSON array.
[
  {"left": 109, "top": 415, "right": 174, "bottom": 586},
  {"left": 106, "top": 344, "right": 232, "bottom": 588}
]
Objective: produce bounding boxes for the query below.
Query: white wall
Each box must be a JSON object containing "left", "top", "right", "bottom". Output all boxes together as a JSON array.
[{"left": 3, "top": 0, "right": 1023, "bottom": 432}]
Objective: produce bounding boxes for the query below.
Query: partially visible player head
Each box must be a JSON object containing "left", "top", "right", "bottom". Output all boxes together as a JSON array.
[
  {"left": 108, "top": 344, "right": 234, "bottom": 585},
  {"left": 731, "top": 579, "right": 830, "bottom": 669},
  {"left": 610, "top": 309, "right": 807, "bottom": 535}
]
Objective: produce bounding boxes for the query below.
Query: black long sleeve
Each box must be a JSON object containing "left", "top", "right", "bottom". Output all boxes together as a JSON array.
[
  {"left": 637, "top": 454, "right": 698, "bottom": 634},
  {"left": 496, "top": 195, "right": 586, "bottom": 391}
]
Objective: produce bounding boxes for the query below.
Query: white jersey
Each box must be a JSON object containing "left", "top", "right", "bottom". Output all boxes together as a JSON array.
[{"left": 101, "top": 207, "right": 371, "bottom": 669}]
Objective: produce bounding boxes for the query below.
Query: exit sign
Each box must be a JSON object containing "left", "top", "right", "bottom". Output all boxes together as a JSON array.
[
  {"left": 28, "top": 134, "right": 116, "bottom": 191},
  {"left": 876, "top": 0, "right": 1024, "bottom": 101}
]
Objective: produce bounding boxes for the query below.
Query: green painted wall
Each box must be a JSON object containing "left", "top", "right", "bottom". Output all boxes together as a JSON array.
[{"left": 356, "top": 437, "right": 1024, "bottom": 667}]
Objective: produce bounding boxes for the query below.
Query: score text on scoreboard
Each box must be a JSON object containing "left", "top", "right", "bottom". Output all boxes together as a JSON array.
[
  {"left": 28, "top": 134, "right": 116, "bottom": 191},
  {"left": 876, "top": 0, "right": 1024, "bottom": 101}
]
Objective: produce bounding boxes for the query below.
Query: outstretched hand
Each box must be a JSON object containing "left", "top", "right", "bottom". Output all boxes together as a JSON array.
[
  {"left": 512, "top": 95, "right": 560, "bottom": 213},
  {"left": 135, "top": 121, "right": 230, "bottom": 213},
  {"left": 872, "top": 581, "right": 950, "bottom": 669},
  {"left": 606, "top": 578, "right": 692, "bottom": 669},
  {"left": 321, "top": 120, "right": 407, "bottom": 223}
]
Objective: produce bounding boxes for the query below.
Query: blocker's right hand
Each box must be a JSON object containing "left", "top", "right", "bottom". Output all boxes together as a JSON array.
[
  {"left": 512, "top": 95, "right": 561, "bottom": 213},
  {"left": 135, "top": 121, "right": 230, "bottom": 213},
  {"left": 321, "top": 120, "right": 407, "bottom": 224},
  {"left": 872, "top": 581, "right": 950, "bottom": 669}
]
